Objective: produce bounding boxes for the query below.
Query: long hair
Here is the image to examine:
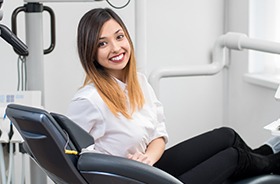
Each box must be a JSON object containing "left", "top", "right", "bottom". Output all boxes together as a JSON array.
[{"left": 77, "top": 8, "right": 144, "bottom": 118}]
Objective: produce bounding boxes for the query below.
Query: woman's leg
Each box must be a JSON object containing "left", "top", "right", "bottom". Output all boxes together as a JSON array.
[
  {"left": 178, "top": 148, "right": 238, "bottom": 184},
  {"left": 233, "top": 132, "right": 273, "bottom": 155},
  {"left": 154, "top": 127, "right": 237, "bottom": 177},
  {"left": 253, "top": 144, "right": 273, "bottom": 155},
  {"left": 154, "top": 127, "right": 279, "bottom": 183},
  {"left": 230, "top": 148, "right": 280, "bottom": 181}
]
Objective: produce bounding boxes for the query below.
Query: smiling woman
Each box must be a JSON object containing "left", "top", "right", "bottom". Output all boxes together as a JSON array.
[{"left": 67, "top": 7, "right": 280, "bottom": 184}]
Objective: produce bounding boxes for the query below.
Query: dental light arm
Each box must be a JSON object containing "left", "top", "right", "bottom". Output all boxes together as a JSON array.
[{"left": 0, "top": 24, "right": 28, "bottom": 56}]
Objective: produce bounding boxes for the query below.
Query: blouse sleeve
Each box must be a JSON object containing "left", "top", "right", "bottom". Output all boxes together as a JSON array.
[
  {"left": 149, "top": 90, "right": 169, "bottom": 144},
  {"left": 66, "top": 98, "right": 105, "bottom": 140},
  {"left": 139, "top": 73, "right": 169, "bottom": 143}
]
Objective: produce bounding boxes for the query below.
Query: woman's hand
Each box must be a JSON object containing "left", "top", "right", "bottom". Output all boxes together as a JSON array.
[
  {"left": 127, "top": 137, "right": 166, "bottom": 166},
  {"left": 127, "top": 152, "right": 153, "bottom": 166}
]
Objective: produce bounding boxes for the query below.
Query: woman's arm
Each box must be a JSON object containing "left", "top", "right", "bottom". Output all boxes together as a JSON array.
[{"left": 128, "top": 137, "right": 165, "bottom": 166}]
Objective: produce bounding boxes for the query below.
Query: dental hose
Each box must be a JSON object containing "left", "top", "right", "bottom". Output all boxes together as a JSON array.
[
  {"left": 0, "top": 143, "right": 6, "bottom": 184},
  {"left": 7, "top": 121, "right": 14, "bottom": 184}
]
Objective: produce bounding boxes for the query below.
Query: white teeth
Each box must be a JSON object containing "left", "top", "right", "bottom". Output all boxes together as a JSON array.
[{"left": 111, "top": 54, "right": 124, "bottom": 61}]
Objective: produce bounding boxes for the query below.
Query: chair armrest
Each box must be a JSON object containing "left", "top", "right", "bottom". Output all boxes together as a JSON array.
[{"left": 78, "top": 153, "right": 183, "bottom": 184}]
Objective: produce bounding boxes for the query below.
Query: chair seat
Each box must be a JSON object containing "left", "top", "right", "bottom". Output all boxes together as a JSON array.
[{"left": 78, "top": 152, "right": 183, "bottom": 184}]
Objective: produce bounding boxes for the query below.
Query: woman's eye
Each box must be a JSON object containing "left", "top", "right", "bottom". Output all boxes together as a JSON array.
[
  {"left": 98, "top": 41, "right": 107, "bottom": 47},
  {"left": 117, "top": 34, "right": 124, "bottom": 40}
]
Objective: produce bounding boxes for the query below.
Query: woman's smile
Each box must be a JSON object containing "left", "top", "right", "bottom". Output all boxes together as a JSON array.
[{"left": 110, "top": 53, "right": 125, "bottom": 63}]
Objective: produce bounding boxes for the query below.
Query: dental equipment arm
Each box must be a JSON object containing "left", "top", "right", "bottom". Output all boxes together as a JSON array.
[
  {"left": 0, "top": 24, "right": 28, "bottom": 56},
  {"left": 149, "top": 32, "right": 280, "bottom": 97}
]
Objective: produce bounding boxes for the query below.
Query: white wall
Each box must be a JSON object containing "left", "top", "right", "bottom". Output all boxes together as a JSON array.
[
  {"left": 226, "top": 0, "right": 280, "bottom": 148},
  {"left": 146, "top": 0, "right": 225, "bottom": 147}
]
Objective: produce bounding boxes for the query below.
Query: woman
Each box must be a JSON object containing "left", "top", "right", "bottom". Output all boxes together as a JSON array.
[{"left": 67, "top": 8, "right": 280, "bottom": 183}]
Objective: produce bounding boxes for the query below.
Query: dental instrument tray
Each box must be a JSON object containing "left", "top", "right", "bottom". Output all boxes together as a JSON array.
[{"left": 264, "top": 119, "right": 280, "bottom": 136}]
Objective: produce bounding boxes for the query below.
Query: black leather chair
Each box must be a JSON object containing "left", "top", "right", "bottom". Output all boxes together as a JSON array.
[{"left": 5, "top": 104, "right": 280, "bottom": 184}]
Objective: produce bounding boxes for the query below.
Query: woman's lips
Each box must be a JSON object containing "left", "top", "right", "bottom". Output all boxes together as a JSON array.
[{"left": 110, "top": 53, "right": 125, "bottom": 63}]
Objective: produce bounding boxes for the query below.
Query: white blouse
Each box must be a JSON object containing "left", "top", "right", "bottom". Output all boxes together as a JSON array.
[{"left": 66, "top": 72, "right": 168, "bottom": 158}]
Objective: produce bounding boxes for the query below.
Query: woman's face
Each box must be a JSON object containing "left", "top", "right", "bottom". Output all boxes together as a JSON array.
[{"left": 96, "top": 19, "right": 131, "bottom": 81}]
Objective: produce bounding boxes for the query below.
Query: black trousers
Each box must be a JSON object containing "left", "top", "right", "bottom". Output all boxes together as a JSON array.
[{"left": 154, "top": 127, "right": 274, "bottom": 184}]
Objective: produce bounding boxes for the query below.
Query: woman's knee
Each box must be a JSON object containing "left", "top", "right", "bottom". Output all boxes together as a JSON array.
[
  {"left": 216, "top": 127, "right": 236, "bottom": 135},
  {"left": 214, "top": 127, "right": 237, "bottom": 145}
]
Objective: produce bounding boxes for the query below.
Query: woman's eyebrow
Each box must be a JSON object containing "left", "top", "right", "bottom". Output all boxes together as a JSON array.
[
  {"left": 115, "top": 29, "right": 122, "bottom": 34},
  {"left": 99, "top": 29, "right": 123, "bottom": 40}
]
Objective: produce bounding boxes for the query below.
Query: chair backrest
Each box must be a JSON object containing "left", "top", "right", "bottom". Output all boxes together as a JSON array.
[
  {"left": 50, "top": 112, "right": 94, "bottom": 152},
  {"left": 5, "top": 104, "right": 88, "bottom": 184}
]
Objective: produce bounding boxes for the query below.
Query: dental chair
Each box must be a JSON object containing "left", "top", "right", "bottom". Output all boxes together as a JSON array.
[
  {"left": 5, "top": 104, "right": 280, "bottom": 184},
  {"left": 5, "top": 104, "right": 182, "bottom": 184}
]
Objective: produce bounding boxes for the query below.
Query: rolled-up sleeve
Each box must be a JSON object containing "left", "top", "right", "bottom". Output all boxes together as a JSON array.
[
  {"left": 151, "top": 100, "right": 169, "bottom": 143},
  {"left": 140, "top": 72, "right": 169, "bottom": 144}
]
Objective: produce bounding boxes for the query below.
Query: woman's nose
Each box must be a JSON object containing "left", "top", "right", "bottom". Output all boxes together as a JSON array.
[{"left": 111, "top": 41, "right": 121, "bottom": 53}]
